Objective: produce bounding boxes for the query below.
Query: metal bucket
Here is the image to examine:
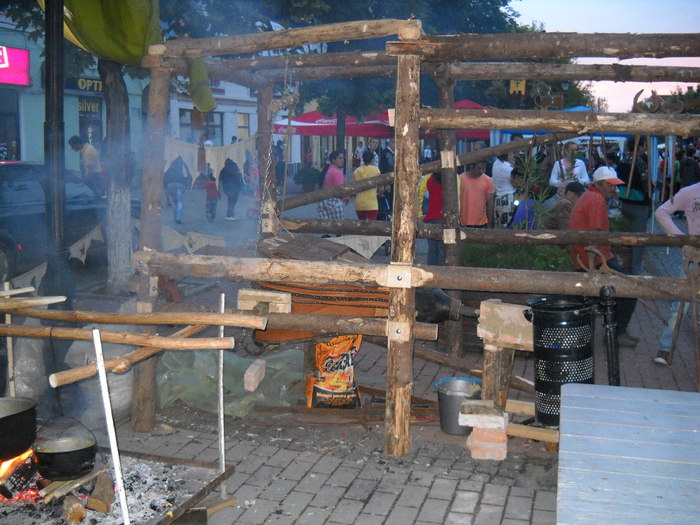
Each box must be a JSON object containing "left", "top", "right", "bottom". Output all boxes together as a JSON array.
[{"left": 435, "top": 377, "right": 481, "bottom": 436}]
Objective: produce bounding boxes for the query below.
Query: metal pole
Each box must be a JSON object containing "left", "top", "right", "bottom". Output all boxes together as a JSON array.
[
  {"left": 44, "top": 0, "right": 65, "bottom": 255},
  {"left": 600, "top": 286, "right": 620, "bottom": 386},
  {"left": 92, "top": 329, "right": 131, "bottom": 525},
  {"left": 217, "top": 292, "right": 227, "bottom": 497}
]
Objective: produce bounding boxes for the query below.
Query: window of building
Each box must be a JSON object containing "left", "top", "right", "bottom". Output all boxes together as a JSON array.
[
  {"left": 179, "top": 109, "right": 224, "bottom": 145},
  {"left": 237, "top": 113, "right": 250, "bottom": 139},
  {"left": 0, "top": 87, "right": 20, "bottom": 160}
]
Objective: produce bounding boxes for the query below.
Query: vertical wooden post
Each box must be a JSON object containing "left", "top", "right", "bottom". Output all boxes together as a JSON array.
[
  {"left": 436, "top": 73, "right": 462, "bottom": 357},
  {"left": 384, "top": 53, "right": 421, "bottom": 457},
  {"left": 481, "top": 342, "right": 515, "bottom": 410},
  {"left": 132, "top": 65, "right": 170, "bottom": 432},
  {"left": 256, "top": 86, "right": 278, "bottom": 241}
]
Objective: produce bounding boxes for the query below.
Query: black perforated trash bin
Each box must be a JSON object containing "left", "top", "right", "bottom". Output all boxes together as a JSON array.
[{"left": 526, "top": 296, "right": 595, "bottom": 428}]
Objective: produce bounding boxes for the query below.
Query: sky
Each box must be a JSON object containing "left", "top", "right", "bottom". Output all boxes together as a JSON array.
[{"left": 509, "top": 0, "right": 700, "bottom": 112}]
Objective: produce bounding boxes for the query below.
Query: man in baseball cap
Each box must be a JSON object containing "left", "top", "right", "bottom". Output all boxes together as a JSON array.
[{"left": 569, "top": 166, "right": 639, "bottom": 347}]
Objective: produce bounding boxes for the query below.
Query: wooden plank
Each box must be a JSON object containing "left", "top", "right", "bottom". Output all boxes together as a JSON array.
[
  {"left": 560, "top": 419, "right": 700, "bottom": 447},
  {"left": 557, "top": 468, "right": 700, "bottom": 510},
  {"left": 557, "top": 496, "right": 698, "bottom": 525},
  {"left": 560, "top": 383, "right": 700, "bottom": 406},
  {"left": 559, "top": 453, "right": 700, "bottom": 481},
  {"left": 559, "top": 434, "right": 699, "bottom": 464},
  {"left": 560, "top": 407, "right": 700, "bottom": 431}
]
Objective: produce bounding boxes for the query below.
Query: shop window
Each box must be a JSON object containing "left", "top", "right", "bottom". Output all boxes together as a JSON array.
[
  {"left": 179, "top": 109, "right": 223, "bottom": 145},
  {"left": 0, "top": 88, "right": 20, "bottom": 160}
]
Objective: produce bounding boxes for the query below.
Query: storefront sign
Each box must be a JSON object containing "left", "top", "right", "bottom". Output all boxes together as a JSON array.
[
  {"left": 66, "top": 77, "right": 103, "bottom": 93},
  {"left": 0, "top": 46, "right": 30, "bottom": 86}
]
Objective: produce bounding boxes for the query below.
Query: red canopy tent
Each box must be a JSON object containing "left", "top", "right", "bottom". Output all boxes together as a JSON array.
[
  {"left": 273, "top": 99, "right": 489, "bottom": 140},
  {"left": 273, "top": 110, "right": 392, "bottom": 138}
]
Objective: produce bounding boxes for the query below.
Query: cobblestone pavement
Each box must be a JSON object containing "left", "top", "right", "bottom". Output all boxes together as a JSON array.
[{"left": 101, "top": 186, "right": 695, "bottom": 524}]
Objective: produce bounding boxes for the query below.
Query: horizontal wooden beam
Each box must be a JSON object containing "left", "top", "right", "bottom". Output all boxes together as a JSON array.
[
  {"left": 132, "top": 251, "right": 693, "bottom": 300},
  {"left": 442, "top": 62, "right": 700, "bottom": 83},
  {"left": 420, "top": 108, "right": 700, "bottom": 137},
  {"left": 387, "top": 32, "right": 700, "bottom": 61},
  {"left": 160, "top": 19, "right": 422, "bottom": 58},
  {"left": 278, "top": 218, "right": 700, "bottom": 248}
]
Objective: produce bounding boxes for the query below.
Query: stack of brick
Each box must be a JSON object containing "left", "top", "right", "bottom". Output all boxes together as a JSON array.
[{"left": 459, "top": 400, "right": 509, "bottom": 461}]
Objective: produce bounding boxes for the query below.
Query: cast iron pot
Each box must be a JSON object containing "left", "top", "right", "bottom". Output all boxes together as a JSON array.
[
  {"left": 33, "top": 436, "right": 97, "bottom": 481},
  {"left": 0, "top": 397, "right": 37, "bottom": 461}
]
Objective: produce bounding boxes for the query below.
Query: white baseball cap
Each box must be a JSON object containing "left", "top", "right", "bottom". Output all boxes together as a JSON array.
[{"left": 592, "top": 166, "right": 624, "bottom": 185}]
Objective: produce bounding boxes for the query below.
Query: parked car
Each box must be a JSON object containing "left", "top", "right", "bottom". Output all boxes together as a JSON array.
[{"left": 0, "top": 161, "right": 140, "bottom": 281}]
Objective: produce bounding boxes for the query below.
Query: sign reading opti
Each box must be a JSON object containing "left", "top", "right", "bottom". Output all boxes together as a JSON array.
[{"left": 0, "top": 46, "right": 30, "bottom": 86}]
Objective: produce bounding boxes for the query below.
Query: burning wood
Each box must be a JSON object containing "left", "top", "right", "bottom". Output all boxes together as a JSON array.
[{"left": 0, "top": 450, "right": 37, "bottom": 500}]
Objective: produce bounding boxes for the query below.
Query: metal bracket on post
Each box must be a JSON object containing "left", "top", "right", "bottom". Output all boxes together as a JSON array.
[
  {"left": 443, "top": 228, "right": 457, "bottom": 245},
  {"left": 440, "top": 149, "right": 455, "bottom": 169},
  {"left": 382, "top": 263, "right": 412, "bottom": 288},
  {"left": 386, "top": 321, "right": 411, "bottom": 343},
  {"left": 260, "top": 200, "right": 276, "bottom": 233}
]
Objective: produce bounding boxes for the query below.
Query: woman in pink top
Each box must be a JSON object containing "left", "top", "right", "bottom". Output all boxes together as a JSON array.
[{"left": 317, "top": 150, "right": 348, "bottom": 221}]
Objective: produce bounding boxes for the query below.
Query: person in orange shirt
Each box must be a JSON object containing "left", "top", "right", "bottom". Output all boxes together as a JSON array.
[
  {"left": 459, "top": 161, "right": 495, "bottom": 228},
  {"left": 569, "top": 166, "right": 639, "bottom": 347}
]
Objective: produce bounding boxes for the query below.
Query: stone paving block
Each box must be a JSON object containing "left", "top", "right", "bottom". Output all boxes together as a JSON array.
[
  {"left": 396, "top": 484, "right": 429, "bottom": 508},
  {"left": 266, "top": 449, "right": 300, "bottom": 469},
  {"left": 295, "top": 471, "right": 330, "bottom": 494},
  {"left": 481, "top": 483, "right": 509, "bottom": 505},
  {"left": 280, "top": 458, "right": 314, "bottom": 481},
  {"left": 501, "top": 520, "right": 529, "bottom": 525},
  {"left": 295, "top": 450, "right": 322, "bottom": 463},
  {"left": 232, "top": 484, "right": 264, "bottom": 505},
  {"left": 473, "top": 503, "right": 505, "bottom": 525},
  {"left": 237, "top": 455, "right": 267, "bottom": 475},
  {"left": 261, "top": 514, "right": 297, "bottom": 525},
  {"left": 458, "top": 479, "right": 484, "bottom": 492},
  {"left": 238, "top": 498, "right": 278, "bottom": 524},
  {"left": 207, "top": 502, "right": 245, "bottom": 525},
  {"left": 278, "top": 490, "right": 314, "bottom": 518},
  {"left": 385, "top": 505, "right": 419, "bottom": 525},
  {"left": 448, "top": 469, "right": 473, "bottom": 480},
  {"left": 326, "top": 466, "right": 362, "bottom": 487},
  {"left": 534, "top": 490, "right": 557, "bottom": 511},
  {"left": 376, "top": 471, "right": 410, "bottom": 494},
  {"left": 196, "top": 445, "right": 222, "bottom": 463},
  {"left": 310, "top": 485, "right": 346, "bottom": 509},
  {"left": 408, "top": 470, "right": 436, "bottom": 486},
  {"left": 259, "top": 479, "right": 298, "bottom": 501},
  {"left": 469, "top": 472, "right": 491, "bottom": 483},
  {"left": 428, "top": 476, "right": 458, "bottom": 500},
  {"left": 252, "top": 444, "right": 281, "bottom": 459},
  {"left": 227, "top": 442, "right": 257, "bottom": 461},
  {"left": 416, "top": 497, "right": 450, "bottom": 523},
  {"left": 345, "top": 477, "right": 379, "bottom": 502},
  {"left": 358, "top": 462, "right": 387, "bottom": 481},
  {"left": 532, "top": 509, "right": 557, "bottom": 525},
  {"left": 295, "top": 506, "right": 330, "bottom": 525},
  {"left": 504, "top": 495, "right": 532, "bottom": 520},
  {"left": 490, "top": 475, "right": 516, "bottom": 487},
  {"left": 311, "top": 455, "right": 343, "bottom": 474},
  {"left": 247, "top": 465, "right": 283, "bottom": 488},
  {"left": 510, "top": 486, "right": 535, "bottom": 498},
  {"left": 444, "top": 511, "right": 473, "bottom": 525},
  {"left": 327, "top": 498, "right": 365, "bottom": 524},
  {"left": 225, "top": 470, "right": 252, "bottom": 492},
  {"left": 354, "top": 513, "right": 386, "bottom": 525},
  {"left": 450, "top": 490, "right": 480, "bottom": 514},
  {"left": 363, "top": 490, "right": 399, "bottom": 516}
]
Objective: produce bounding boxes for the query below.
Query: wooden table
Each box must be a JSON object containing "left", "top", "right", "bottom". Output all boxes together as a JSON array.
[{"left": 557, "top": 383, "right": 700, "bottom": 525}]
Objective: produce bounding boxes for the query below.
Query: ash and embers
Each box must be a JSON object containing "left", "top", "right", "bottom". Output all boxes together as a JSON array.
[{"left": 0, "top": 455, "right": 214, "bottom": 524}]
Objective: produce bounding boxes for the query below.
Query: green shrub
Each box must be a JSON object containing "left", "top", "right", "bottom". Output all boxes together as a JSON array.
[{"left": 461, "top": 243, "right": 573, "bottom": 272}]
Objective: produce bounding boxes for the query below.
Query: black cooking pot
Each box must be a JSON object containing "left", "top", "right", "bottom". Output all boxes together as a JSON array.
[
  {"left": 33, "top": 436, "right": 97, "bottom": 481},
  {"left": 0, "top": 397, "right": 37, "bottom": 461}
]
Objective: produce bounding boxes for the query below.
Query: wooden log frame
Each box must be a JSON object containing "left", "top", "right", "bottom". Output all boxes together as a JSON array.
[
  {"left": 384, "top": 53, "right": 422, "bottom": 457},
  {"left": 132, "top": 251, "right": 694, "bottom": 301},
  {"left": 419, "top": 108, "right": 700, "bottom": 137},
  {"left": 157, "top": 19, "right": 422, "bottom": 58},
  {"left": 386, "top": 32, "right": 700, "bottom": 61},
  {"left": 138, "top": 21, "right": 700, "bottom": 453},
  {"left": 277, "top": 218, "right": 700, "bottom": 249},
  {"left": 156, "top": 54, "right": 700, "bottom": 87}
]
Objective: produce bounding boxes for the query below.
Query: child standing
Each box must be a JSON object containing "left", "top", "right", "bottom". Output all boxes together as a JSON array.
[{"left": 202, "top": 172, "right": 220, "bottom": 221}]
